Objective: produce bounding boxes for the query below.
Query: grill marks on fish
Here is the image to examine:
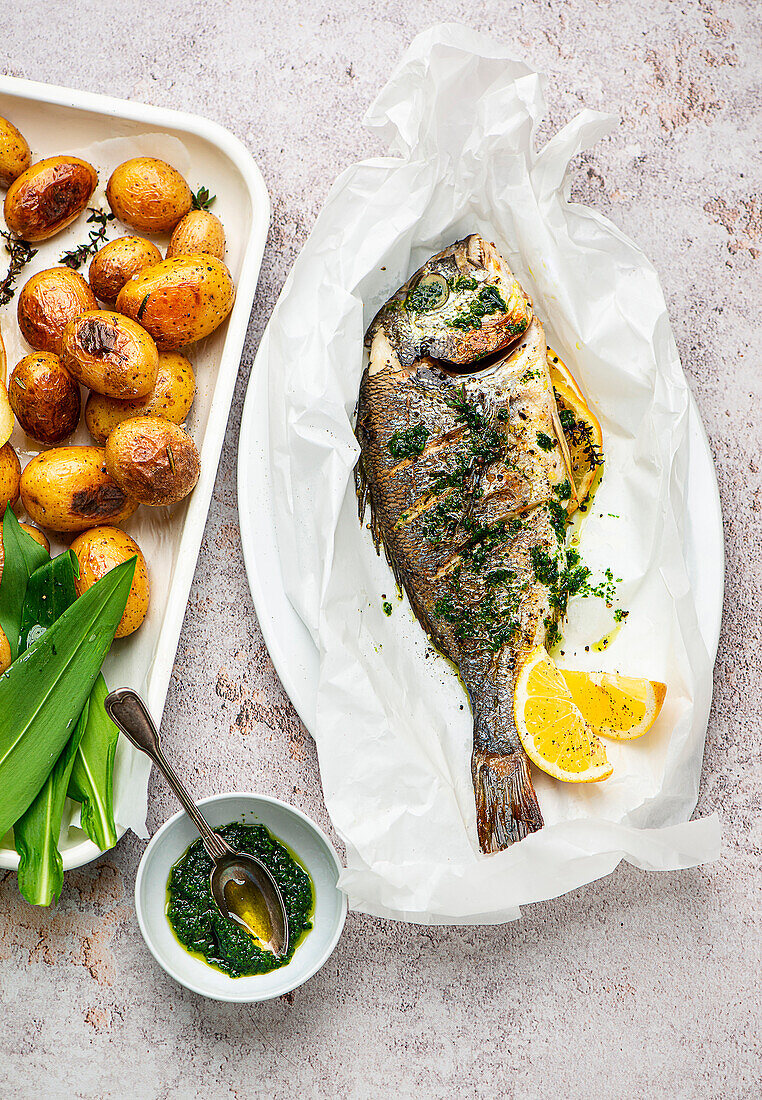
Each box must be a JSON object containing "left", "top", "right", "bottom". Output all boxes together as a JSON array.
[{"left": 356, "top": 235, "right": 576, "bottom": 852}]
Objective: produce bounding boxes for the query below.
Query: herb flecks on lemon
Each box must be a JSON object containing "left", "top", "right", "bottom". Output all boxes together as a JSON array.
[
  {"left": 560, "top": 669, "right": 666, "bottom": 740},
  {"left": 514, "top": 647, "right": 613, "bottom": 783}
]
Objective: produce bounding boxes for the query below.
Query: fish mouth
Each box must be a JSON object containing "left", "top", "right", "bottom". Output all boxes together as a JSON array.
[{"left": 433, "top": 335, "right": 530, "bottom": 378}]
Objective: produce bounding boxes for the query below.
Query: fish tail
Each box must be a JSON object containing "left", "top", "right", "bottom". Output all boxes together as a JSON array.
[
  {"left": 471, "top": 748, "right": 543, "bottom": 852},
  {"left": 470, "top": 668, "right": 544, "bottom": 851}
]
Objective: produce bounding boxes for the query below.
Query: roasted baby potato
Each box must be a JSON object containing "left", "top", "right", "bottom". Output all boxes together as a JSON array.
[
  {"left": 18, "top": 267, "right": 99, "bottom": 356},
  {"left": 70, "top": 526, "right": 149, "bottom": 638},
  {"left": 0, "top": 440, "right": 21, "bottom": 512},
  {"left": 115, "top": 256, "right": 235, "bottom": 349},
  {"left": 85, "top": 351, "right": 195, "bottom": 443},
  {"left": 9, "top": 352, "right": 81, "bottom": 444},
  {"left": 4, "top": 156, "right": 98, "bottom": 240},
  {"left": 88, "top": 235, "right": 162, "bottom": 306},
  {"left": 0, "top": 117, "right": 32, "bottom": 187},
  {"left": 167, "top": 210, "right": 225, "bottom": 259},
  {"left": 105, "top": 417, "right": 200, "bottom": 506},
  {"left": 106, "top": 158, "right": 192, "bottom": 234},
  {"left": 61, "top": 310, "right": 159, "bottom": 398},
  {"left": 20, "top": 446, "right": 137, "bottom": 533},
  {"left": 17, "top": 267, "right": 98, "bottom": 355}
]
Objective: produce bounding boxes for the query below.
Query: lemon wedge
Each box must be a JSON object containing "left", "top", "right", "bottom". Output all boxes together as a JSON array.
[
  {"left": 514, "top": 647, "right": 613, "bottom": 783},
  {"left": 547, "top": 347, "right": 585, "bottom": 402},
  {"left": 547, "top": 349, "right": 604, "bottom": 511},
  {"left": 560, "top": 669, "right": 666, "bottom": 740}
]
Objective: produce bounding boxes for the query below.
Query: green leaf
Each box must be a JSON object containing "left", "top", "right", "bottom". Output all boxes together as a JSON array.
[
  {"left": 13, "top": 550, "right": 81, "bottom": 905},
  {"left": 14, "top": 705, "right": 87, "bottom": 906},
  {"left": 0, "top": 505, "right": 50, "bottom": 661},
  {"left": 18, "top": 550, "right": 78, "bottom": 652},
  {"left": 68, "top": 674, "right": 119, "bottom": 851},
  {"left": 0, "top": 555, "right": 136, "bottom": 838}
]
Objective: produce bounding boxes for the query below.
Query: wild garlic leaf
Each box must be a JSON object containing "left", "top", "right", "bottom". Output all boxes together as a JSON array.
[
  {"left": 15, "top": 705, "right": 87, "bottom": 906},
  {"left": 13, "top": 551, "right": 81, "bottom": 906},
  {"left": 68, "top": 674, "right": 119, "bottom": 852},
  {"left": 0, "top": 505, "right": 50, "bottom": 661},
  {"left": 0, "top": 556, "right": 135, "bottom": 838}
]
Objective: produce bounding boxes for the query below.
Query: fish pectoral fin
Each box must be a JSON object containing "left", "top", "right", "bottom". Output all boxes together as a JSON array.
[{"left": 471, "top": 748, "right": 544, "bottom": 853}]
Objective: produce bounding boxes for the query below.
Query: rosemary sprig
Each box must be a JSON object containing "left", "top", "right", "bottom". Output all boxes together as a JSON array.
[
  {"left": 191, "top": 186, "right": 216, "bottom": 211},
  {"left": 0, "top": 231, "right": 38, "bottom": 306},
  {"left": 59, "top": 208, "right": 115, "bottom": 270}
]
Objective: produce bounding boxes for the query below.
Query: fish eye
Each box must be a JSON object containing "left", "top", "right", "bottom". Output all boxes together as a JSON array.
[{"left": 405, "top": 272, "right": 450, "bottom": 313}]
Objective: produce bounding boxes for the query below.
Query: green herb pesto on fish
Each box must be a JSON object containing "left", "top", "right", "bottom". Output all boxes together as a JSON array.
[
  {"left": 366, "top": 236, "right": 532, "bottom": 368},
  {"left": 356, "top": 235, "right": 577, "bottom": 853}
]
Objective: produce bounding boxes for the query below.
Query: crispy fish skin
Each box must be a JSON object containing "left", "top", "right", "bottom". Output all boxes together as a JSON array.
[
  {"left": 366, "top": 236, "right": 532, "bottom": 367},
  {"left": 357, "top": 245, "right": 576, "bottom": 851}
]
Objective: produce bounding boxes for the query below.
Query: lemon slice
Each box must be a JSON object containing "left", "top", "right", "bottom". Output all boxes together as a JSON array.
[
  {"left": 547, "top": 349, "right": 604, "bottom": 511},
  {"left": 560, "top": 670, "right": 667, "bottom": 740},
  {"left": 514, "top": 647, "right": 613, "bottom": 783},
  {"left": 547, "top": 347, "right": 584, "bottom": 402}
]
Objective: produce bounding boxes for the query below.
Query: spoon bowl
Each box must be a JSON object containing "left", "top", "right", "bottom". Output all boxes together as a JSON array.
[{"left": 211, "top": 849, "right": 289, "bottom": 956}]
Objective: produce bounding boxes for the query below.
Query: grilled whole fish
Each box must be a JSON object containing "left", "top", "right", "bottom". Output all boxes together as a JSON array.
[{"left": 356, "top": 235, "right": 577, "bottom": 852}]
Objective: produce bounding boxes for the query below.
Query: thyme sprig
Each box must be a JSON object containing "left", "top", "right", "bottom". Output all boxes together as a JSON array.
[
  {"left": 191, "top": 186, "right": 216, "bottom": 211},
  {"left": 59, "top": 208, "right": 115, "bottom": 270},
  {"left": 0, "top": 231, "right": 38, "bottom": 306}
]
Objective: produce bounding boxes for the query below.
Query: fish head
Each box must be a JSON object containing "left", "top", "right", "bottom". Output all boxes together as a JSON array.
[{"left": 366, "top": 235, "right": 532, "bottom": 369}]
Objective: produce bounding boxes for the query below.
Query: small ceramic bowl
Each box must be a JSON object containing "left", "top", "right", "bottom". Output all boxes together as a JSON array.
[{"left": 134, "top": 792, "right": 347, "bottom": 1002}]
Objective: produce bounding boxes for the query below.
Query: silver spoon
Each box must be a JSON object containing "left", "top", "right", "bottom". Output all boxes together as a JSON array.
[{"left": 104, "top": 688, "right": 289, "bottom": 958}]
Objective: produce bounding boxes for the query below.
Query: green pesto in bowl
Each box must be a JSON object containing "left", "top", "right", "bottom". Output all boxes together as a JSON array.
[{"left": 166, "top": 822, "right": 314, "bottom": 977}]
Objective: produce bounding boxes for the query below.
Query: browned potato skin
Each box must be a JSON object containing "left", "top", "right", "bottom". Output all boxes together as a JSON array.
[
  {"left": 70, "top": 526, "right": 149, "bottom": 638},
  {"left": 0, "top": 441, "right": 21, "bottom": 513},
  {"left": 105, "top": 417, "right": 200, "bottom": 506},
  {"left": 20, "top": 446, "right": 138, "bottom": 533},
  {"left": 106, "top": 158, "right": 192, "bottom": 234},
  {"left": 17, "top": 267, "right": 98, "bottom": 355},
  {"left": 88, "top": 235, "right": 162, "bottom": 306},
  {"left": 167, "top": 210, "right": 225, "bottom": 259},
  {"left": 61, "top": 310, "right": 159, "bottom": 398},
  {"left": 115, "top": 256, "right": 235, "bottom": 349},
  {"left": 86, "top": 351, "right": 195, "bottom": 443},
  {"left": 4, "top": 156, "right": 98, "bottom": 241},
  {"left": 0, "top": 117, "right": 32, "bottom": 187},
  {"left": 9, "top": 352, "right": 81, "bottom": 444}
]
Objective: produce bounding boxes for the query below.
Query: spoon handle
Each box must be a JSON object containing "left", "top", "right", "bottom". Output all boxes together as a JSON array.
[{"left": 104, "top": 688, "right": 233, "bottom": 863}]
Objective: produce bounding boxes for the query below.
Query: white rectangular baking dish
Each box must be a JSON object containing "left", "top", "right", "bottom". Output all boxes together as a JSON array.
[{"left": 0, "top": 76, "right": 270, "bottom": 870}]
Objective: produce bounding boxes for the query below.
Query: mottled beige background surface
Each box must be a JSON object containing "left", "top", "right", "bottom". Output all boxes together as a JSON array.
[{"left": 1, "top": 2, "right": 760, "bottom": 1098}]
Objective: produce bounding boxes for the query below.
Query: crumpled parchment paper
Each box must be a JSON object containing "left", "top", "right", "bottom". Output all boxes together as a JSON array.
[{"left": 264, "top": 24, "right": 721, "bottom": 923}]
